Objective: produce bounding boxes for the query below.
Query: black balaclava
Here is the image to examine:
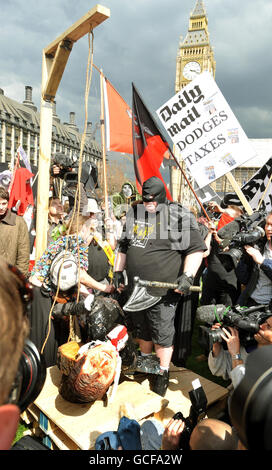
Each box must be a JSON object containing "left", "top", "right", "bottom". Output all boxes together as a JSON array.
[{"left": 142, "top": 177, "right": 166, "bottom": 204}]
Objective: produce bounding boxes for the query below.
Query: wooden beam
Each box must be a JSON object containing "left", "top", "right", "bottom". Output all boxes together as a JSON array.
[
  {"left": 44, "top": 5, "right": 110, "bottom": 57},
  {"left": 35, "top": 53, "right": 54, "bottom": 259},
  {"left": 35, "top": 5, "right": 110, "bottom": 260},
  {"left": 42, "top": 39, "right": 73, "bottom": 101}
]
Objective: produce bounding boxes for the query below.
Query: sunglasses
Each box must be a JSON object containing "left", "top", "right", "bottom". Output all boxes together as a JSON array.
[{"left": 8, "top": 264, "right": 33, "bottom": 315}]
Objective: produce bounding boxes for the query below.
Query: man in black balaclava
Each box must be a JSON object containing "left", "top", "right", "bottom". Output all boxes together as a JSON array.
[{"left": 113, "top": 176, "right": 206, "bottom": 397}]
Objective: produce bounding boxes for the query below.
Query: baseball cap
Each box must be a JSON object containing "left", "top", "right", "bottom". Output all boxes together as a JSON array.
[{"left": 82, "top": 198, "right": 101, "bottom": 215}]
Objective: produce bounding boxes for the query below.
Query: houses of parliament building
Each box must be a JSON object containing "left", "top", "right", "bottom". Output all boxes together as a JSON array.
[{"left": 0, "top": 85, "right": 102, "bottom": 172}]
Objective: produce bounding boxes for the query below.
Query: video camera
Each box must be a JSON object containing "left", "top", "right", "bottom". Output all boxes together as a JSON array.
[
  {"left": 172, "top": 379, "right": 207, "bottom": 450},
  {"left": 8, "top": 339, "right": 46, "bottom": 412},
  {"left": 197, "top": 303, "right": 272, "bottom": 351},
  {"left": 217, "top": 210, "right": 266, "bottom": 272},
  {"left": 52, "top": 153, "right": 99, "bottom": 198}
]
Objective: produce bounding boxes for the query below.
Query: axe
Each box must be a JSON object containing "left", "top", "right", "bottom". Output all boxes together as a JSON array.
[{"left": 123, "top": 276, "right": 201, "bottom": 312}]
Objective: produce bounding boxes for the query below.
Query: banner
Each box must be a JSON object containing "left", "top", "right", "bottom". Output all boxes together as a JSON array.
[
  {"left": 221, "top": 157, "right": 272, "bottom": 212},
  {"left": 156, "top": 71, "right": 257, "bottom": 189},
  {"left": 103, "top": 76, "right": 133, "bottom": 154},
  {"left": 132, "top": 83, "right": 172, "bottom": 200},
  {"left": 17, "top": 145, "right": 32, "bottom": 173},
  {"left": 194, "top": 182, "right": 221, "bottom": 205}
]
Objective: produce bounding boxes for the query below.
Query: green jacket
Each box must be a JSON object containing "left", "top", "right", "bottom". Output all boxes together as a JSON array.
[{"left": 0, "top": 209, "right": 30, "bottom": 276}]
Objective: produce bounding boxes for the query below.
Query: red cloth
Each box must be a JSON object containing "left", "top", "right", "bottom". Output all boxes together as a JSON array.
[
  {"left": 132, "top": 84, "right": 173, "bottom": 201},
  {"left": 217, "top": 212, "right": 234, "bottom": 231},
  {"left": 8, "top": 168, "right": 34, "bottom": 216}
]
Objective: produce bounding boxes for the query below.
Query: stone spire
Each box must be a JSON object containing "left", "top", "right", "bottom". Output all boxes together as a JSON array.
[{"left": 191, "top": 0, "right": 206, "bottom": 18}]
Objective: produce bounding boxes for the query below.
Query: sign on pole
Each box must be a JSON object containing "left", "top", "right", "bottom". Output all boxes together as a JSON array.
[{"left": 156, "top": 71, "right": 257, "bottom": 189}]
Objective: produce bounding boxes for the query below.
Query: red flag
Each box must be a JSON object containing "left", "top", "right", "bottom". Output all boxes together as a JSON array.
[
  {"left": 132, "top": 83, "right": 173, "bottom": 200},
  {"left": 103, "top": 76, "right": 133, "bottom": 154}
]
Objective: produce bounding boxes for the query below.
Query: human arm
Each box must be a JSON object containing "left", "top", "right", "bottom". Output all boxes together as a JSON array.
[
  {"left": 161, "top": 418, "right": 185, "bottom": 451},
  {"left": 203, "top": 220, "right": 219, "bottom": 257},
  {"left": 220, "top": 327, "right": 244, "bottom": 370},
  {"left": 79, "top": 269, "right": 114, "bottom": 294},
  {"left": 113, "top": 252, "right": 127, "bottom": 290},
  {"left": 244, "top": 245, "right": 272, "bottom": 281},
  {"left": 16, "top": 217, "right": 30, "bottom": 277},
  {"left": 174, "top": 250, "right": 204, "bottom": 294},
  {"left": 207, "top": 201, "right": 224, "bottom": 214},
  {"left": 244, "top": 245, "right": 264, "bottom": 265},
  {"left": 104, "top": 216, "right": 117, "bottom": 250}
]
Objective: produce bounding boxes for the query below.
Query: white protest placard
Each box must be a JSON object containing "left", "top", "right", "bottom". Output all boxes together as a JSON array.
[{"left": 156, "top": 71, "right": 257, "bottom": 189}]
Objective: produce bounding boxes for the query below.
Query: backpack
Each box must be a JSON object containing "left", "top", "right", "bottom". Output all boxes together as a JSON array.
[{"left": 50, "top": 250, "right": 79, "bottom": 292}]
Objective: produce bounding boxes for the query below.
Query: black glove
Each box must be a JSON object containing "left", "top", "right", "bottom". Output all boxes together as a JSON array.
[
  {"left": 51, "top": 303, "right": 67, "bottom": 320},
  {"left": 176, "top": 273, "right": 194, "bottom": 295},
  {"left": 51, "top": 300, "right": 85, "bottom": 319},
  {"left": 113, "top": 271, "right": 125, "bottom": 289}
]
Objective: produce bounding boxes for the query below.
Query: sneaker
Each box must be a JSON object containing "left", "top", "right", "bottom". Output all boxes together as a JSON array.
[{"left": 152, "top": 370, "right": 169, "bottom": 397}]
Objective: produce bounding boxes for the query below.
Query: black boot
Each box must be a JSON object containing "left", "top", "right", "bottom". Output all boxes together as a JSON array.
[{"left": 152, "top": 370, "right": 169, "bottom": 397}]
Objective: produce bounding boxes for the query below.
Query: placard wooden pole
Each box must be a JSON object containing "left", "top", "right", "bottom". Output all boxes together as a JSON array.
[
  {"left": 35, "top": 5, "right": 110, "bottom": 260},
  {"left": 225, "top": 171, "right": 253, "bottom": 215}
]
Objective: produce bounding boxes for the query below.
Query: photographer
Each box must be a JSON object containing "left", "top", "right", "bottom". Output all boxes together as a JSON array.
[
  {"left": 237, "top": 211, "right": 272, "bottom": 307},
  {"left": 200, "top": 202, "right": 243, "bottom": 307},
  {"left": 208, "top": 315, "right": 272, "bottom": 388},
  {"left": 0, "top": 257, "right": 30, "bottom": 449},
  {"left": 140, "top": 416, "right": 239, "bottom": 450}
]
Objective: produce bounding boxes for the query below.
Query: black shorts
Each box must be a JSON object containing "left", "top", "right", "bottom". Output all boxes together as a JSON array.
[{"left": 129, "top": 296, "right": 179, "bottom": 347}]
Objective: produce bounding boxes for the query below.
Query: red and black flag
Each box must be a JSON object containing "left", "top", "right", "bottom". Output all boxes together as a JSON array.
[{"left": 132, "top": 83, "right": 173, "bottom": 200}]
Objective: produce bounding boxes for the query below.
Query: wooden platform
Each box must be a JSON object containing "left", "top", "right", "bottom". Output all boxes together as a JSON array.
[{"left": 21, "top": 364, "right": 229, "bottom": 450}]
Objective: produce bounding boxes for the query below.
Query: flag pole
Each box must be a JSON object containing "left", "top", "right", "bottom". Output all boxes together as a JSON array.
[
  {"left": 168, "top": 147, "right": 211, "bottom": 220},
  {"left": 99, "top": 68, "right": 109, "bottom": 219}
]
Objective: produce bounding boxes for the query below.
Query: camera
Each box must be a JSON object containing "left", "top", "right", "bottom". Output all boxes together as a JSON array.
[
  {"left": 172, "top": 379, "right": 207, "bottom": 450},
  {"left": 8, "top": 338, "right": 46, "bottom": 412},
  {"left": 197, "top": 303, "right": 271, "bottom": 351},
  {"left": 217, "top": 211, "right": 266, "bottom": 272},
  {"left": 52, "top": 153, "right": 99, "bottom": 198}
]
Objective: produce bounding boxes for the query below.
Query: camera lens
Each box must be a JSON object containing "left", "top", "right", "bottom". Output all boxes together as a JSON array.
[
  {"left": 17, "top": 339, "right": 46, "bottom": 412},
  {"left": 219, "top": 247, "right": 243, "bottom": 272}
]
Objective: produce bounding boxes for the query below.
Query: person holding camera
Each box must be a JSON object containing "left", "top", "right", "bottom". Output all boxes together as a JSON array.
[
  {"left": 200, "top": 202, "right": 243, "bottom": 308},
  {"left": 237, "top": 211, "right": 272, "bottom": 307},
  {"left": 208, "top": 315, "right": 272, "bottom": 388},
  {"left": 140, "top": 415, "right": 239, "bottom": 450}
]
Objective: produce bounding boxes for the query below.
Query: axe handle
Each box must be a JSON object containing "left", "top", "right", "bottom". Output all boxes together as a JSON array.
[{"left": 136, "top": 278, "right": 201, "bottom": 292}]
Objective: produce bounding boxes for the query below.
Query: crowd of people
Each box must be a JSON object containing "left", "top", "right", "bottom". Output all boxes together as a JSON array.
[{"left": 1, "top": 166, "right": 272, "bottom": 452}]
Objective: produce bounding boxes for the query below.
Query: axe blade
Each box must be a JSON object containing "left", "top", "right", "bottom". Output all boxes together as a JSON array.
[{"left": 123, "top": 284, "right": 161, "bottom": 312}]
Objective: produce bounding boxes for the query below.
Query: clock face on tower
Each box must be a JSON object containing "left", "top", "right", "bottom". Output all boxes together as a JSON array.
[{"left": 183, "top": 61, "right": 201, "bottom": 80}]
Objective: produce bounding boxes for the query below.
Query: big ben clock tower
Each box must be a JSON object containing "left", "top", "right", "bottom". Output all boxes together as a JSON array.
[{"left": 172, "top": 0, "right": 216, "bottom": 202}]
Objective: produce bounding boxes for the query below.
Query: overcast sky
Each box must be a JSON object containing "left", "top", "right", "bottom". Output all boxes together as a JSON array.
[{"left": 1, "top": 0, "right": 272, "bottom": 155}]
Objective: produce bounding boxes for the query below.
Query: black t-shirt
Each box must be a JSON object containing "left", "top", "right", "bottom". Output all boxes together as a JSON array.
[
  {"left": 119, "top": 203, "right": 206, "bottom": 296},
  {"left": 87, "top": 241, "right": 109, "bottom": 282}
]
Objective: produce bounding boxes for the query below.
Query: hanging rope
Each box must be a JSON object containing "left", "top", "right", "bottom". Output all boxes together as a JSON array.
[{"left": 41, "top": 30, "right": 95, "bottom": 353}]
